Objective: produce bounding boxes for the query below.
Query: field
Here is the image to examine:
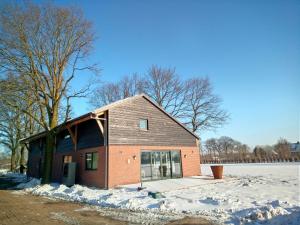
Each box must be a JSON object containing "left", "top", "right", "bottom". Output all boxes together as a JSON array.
[{"left": 2, "top": 163, "right": 299, "bottom": 225}]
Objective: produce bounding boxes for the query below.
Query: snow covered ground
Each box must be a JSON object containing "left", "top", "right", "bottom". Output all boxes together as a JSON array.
[
  {"left": 9, "top": 163, "right": 300, "bottom": 225},
  {"left": 0, "top": 169, "right": 28, "bottom": 183}
]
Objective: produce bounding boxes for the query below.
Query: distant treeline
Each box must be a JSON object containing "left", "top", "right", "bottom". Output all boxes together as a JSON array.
[{"left": 201, "top": 137, "right": 299, "bottom": 164}]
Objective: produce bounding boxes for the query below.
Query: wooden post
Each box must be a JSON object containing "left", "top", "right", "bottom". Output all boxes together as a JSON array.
[
  {"left": 66, "top": 125, "right": 77, "bottom": 151},
  {"left": 74, "top": 125, "right": 77, "bottom": 151}
]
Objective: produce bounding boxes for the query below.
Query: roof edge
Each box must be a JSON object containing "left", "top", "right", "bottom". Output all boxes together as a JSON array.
[
  {"left": 20, "top": 93, "right": 200, "bottom": 144},
  {"left": 20, "top": 112, "right": 95, "bottom": 144}
]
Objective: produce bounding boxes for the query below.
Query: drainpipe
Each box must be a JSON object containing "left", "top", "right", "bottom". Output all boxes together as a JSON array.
[
  {"left": 94, "top": 111, "right": 108, "bottom": 189},
  {"left": 104, "top": 111, "right": 108, "bottom": 189}
]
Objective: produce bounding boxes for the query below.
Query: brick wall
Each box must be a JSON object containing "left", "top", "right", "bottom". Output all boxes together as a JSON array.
[
  {"left": 29, "top": 144, "right": 200, "bottom": 189},
  {"left": 51, "top": 146, "right": 107, "bottom": 188},
  {"left": 108, "top": 145, "right": 201, "bottom": 188}
]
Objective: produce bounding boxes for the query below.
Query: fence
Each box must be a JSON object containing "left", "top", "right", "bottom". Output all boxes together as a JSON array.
[{"left": 201, "top": 156, "right": 300, "bottom": 164}]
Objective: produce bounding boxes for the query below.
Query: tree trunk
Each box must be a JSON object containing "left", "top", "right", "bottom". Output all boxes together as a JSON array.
[
  {"left": 10, "top": 149, "right": 16, "bottom": 172},
  {"left": 20, "top": 146, "right": 25, "bottom": 173},
  {"left": 41, "top": 102, "right": 59, "bottom": 184},
  {"left": 41, "top": 130, "right": 55, "bottom": 184},
  {"left": 20, "top": 146, "right": 25, "bottom": 166}
]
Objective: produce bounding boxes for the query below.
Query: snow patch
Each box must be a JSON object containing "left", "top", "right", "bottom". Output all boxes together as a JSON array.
[{"left": 16, "top": 178, "right": 40, "bottom": 189}]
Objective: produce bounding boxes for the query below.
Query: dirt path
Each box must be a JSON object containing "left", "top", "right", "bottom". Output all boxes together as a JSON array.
[
  {"left": 0, "top": 174, "right": 216, "bottom": 225},
  {"left": 0, "top": 190, "right": 128, "bottom": 225},
  {"left": 0, "top": 190, "right": 216, "bottom": 225}
]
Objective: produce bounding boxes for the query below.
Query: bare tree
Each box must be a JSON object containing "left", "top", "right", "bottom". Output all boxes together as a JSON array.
[
  {"left": 218, "top": 136, "right": 235, "bottom": 157},
  {"left": 143, "top": 65, "right": 186, "bottom": 117},
  {"left": 0, "top": 105, "right": 22, "bottom": 171},
  {"left": 274, "top": 138, "right": 291, "bottom": 159},
  {"left": 0, "top": 2, "right": 96, "bottom": 183},
  {"left": 0, "top": 74, "right": 41, "bottom": 172},
  {"left": 90, "top": 74, "right": 144, "bottom": 107},
  {"left": 183, "top": 78, "right": 229, "bottom": 133},
  {"left": 90, "top": 66, "right": 229, "bottom": 135},
  {"left": 204, "top": 138, "right": 222, "bottom": 159},
  {"left": 253, "top": 146, "right": 267, "bottom": 159},
  {"left": 204, "top": 136, "right": 250, "bottom": 161}
]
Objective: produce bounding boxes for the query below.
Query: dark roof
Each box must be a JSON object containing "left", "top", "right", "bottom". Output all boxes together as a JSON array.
[
  {"left": 290, "top": 142, "right": 300, "bottom": 152},
  {"left": 20, "top": 94, "right": 199, "bottom": 143}
]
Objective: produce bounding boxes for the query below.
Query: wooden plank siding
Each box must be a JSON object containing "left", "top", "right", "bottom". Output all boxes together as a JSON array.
[
  {"left": 76, "top": 120, "right": 104, "bottom": 150},
  {"left": 28, "top": 120, "right": 104, "bottom": 155},
  {"left": 108, "top": 96, "right": 197, "bottom": 146}
]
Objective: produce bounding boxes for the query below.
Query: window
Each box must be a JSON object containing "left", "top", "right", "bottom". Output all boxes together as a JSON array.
[
  {"left": 85, "top": 152, "right": 98, "bottom": 170},
  {"left": 64, "top": 134, "right": 71, "bottom": 139},
  {"left": 62, "top": 155, "right": 72, "bottom": 176},
  {"left": 139, "top": 119, "right": 148, "bottom": 130},
  {"left": 63, "top": 155, "right": 72, "bottom": 164}
]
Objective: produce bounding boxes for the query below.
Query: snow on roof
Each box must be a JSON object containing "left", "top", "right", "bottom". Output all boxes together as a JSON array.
[{"left": 92, "top": 94, "right": 144, "bottom": 114}]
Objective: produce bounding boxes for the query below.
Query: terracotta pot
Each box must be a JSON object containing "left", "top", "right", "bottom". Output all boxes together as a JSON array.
[{"left": 210, "top": 165, "right": 223, "bottom": 179}]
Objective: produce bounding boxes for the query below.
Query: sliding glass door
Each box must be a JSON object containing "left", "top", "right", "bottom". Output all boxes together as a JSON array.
[
  {"left": 140, "top": 150, "right": 182, "bottom": 181},
  {"left": 161, "top": 151, "right": 171, "bottom": 178},
  {"left": 171, "top": 151, "right": 182, "bottom": 178},
  {"left": 151, "top": 152, "right": 161, "bottom": 180}
]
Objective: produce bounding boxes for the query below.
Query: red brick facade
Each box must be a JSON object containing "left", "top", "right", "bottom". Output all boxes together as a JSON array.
[
  {"left": 108, "top": 145, "right": 201, "bottom": 188},
  {"left": 26, "top": 95, "right": 201, "bottom": 189},
  {"left": 51, "top": 147, "right": 107, "bottom": 188},
  {"left": 31, "top": 144, "right": 201, "bottom": 189}
]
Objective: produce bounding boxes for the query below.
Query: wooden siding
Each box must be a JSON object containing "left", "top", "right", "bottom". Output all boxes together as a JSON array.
[
  {"left": 28, "top": 138, "right": 45, "bottom": 155},
  {"left": 56, "top": 120, "right": 104, "bottom": 153},
  {"left": 77, "top": 120, "right": 104, "bottom": 150},
  {"left": 108, "top": 97, "right": 197, "bottom": 146},
  {"left": 56, "top": 129, "right": 74, "bottom": 153}
]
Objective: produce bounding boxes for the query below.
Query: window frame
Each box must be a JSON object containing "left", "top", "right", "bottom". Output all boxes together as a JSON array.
[
  {"left": 139, "top": 118, "right": 148, "bottom": 131},
  {"left": 85, "top": 152, "right": 98, "bottom": 170}
]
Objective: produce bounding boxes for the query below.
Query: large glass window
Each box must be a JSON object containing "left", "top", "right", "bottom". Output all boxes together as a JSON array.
[
  {"left": 151, "top": 152, "right": 161, "bottom": 180},
  {"left": 141, "top": 152, "right": 152, "bottom": 180},
  {"left": 141, "top": 150, "right": 182, "bottom": 181},
  {"left": 85, "top": 152, "right": 98, "bottom": 170},
  {"left": 171, "top": 151, "right": 182, "bottom": 178},
  {"left": 161, "top": 151, "right": 171, "bottom": 178}
]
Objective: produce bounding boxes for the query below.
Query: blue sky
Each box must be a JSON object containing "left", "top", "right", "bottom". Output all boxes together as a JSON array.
[{"left": 55, "top": 0, "right": 299, "bottom": 147}]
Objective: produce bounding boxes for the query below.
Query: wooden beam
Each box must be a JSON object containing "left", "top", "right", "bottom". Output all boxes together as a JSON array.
[
  {"left": 66, "top": 125, "right": 77, "bottom": 146},
  {"left": 23, "top": 143, "right": 30, "bottom": 151},
  {"left": 96, "top": 119, "right": 104, "bottom": 134},
  {"left": 74, "top": 125, "right": 77, "bottom": 151},
  {"left": 94, "top": 112, "right": 107, "bottom": 146},
  {"left": 96, "top": 112, "right": 105, "bottom": 117}
]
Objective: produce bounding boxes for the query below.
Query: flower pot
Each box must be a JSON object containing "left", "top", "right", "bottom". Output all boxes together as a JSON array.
[{"left": 210, "top": 165, "right": 223, "bottom": 179}]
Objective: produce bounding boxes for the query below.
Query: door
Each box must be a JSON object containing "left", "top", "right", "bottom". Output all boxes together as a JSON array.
[
  {"left": 141, "top": 152, "right": 152, "bottom": 181},
  {"left": 151, "top": 152, "right": 161, "bottom": 180},
  {"left": 141, "top": 150, "right": 181, "bottom": 181},
  {"left": 171, "top": 151, "right": 182, "bottom": 178},
  {"left": 160, "top": 151, "right": 171, "bottom": 178}
]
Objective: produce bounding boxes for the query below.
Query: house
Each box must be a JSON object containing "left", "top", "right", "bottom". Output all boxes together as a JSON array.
[
  {"left": 290, "top": 141, "right": 300, "bottom": 156},
  {"left": 21, "top": 94, "right": 201, "bottom": 188}
]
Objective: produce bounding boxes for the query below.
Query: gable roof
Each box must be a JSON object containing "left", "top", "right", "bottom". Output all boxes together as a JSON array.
[
  {"left": 92, "top": 94, "right": 199, "bottom": 139},
  {"left": 20, "top": 94, "right": 199, "bottom": 143}
]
